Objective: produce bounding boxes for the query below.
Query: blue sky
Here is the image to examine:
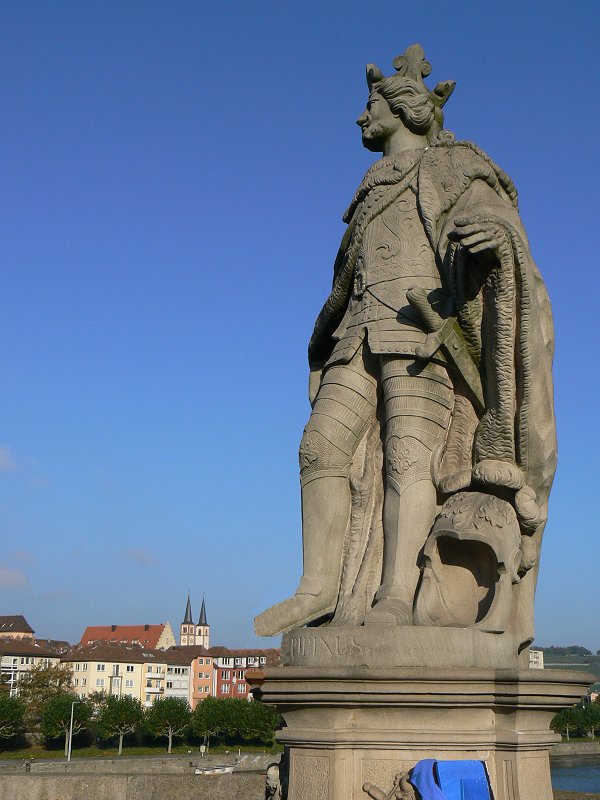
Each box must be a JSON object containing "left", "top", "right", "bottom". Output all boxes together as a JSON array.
[{"left": 0, "top": 1, "right": 598, "bottom": 650}]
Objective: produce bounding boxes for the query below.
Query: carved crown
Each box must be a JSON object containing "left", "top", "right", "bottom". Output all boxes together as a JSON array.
[{"left": 366, "top": 43, "right": 455, "bottom": 109}]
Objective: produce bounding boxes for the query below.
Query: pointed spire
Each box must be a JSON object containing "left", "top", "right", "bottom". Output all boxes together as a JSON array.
[
  {"left": 183, "top": 593, "right": 193, "bottom": 624},
  {"left": 198, "top": 595, "right": 208, "bottom": 626}
]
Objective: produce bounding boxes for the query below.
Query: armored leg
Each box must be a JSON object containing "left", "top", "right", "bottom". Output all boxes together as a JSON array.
[
  {"left": 365, "top": 358, "right": 452, "bottom": 625},
  {"left": 254, "top": 348, "right": 378, "bottom": 637}
]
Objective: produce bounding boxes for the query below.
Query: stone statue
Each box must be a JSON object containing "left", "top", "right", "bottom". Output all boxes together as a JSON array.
[{"left": 255, "top": 44, "right": 556, "bottom": 653}]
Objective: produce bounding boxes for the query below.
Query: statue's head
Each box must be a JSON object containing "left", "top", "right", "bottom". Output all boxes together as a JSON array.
[{"left": 357, "top": 44, "right": 455, "bottom": 151}]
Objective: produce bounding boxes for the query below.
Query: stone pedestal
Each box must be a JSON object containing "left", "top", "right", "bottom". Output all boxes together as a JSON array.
[{"left": 254, "top": 628, "right": 592, "bottom": 800}]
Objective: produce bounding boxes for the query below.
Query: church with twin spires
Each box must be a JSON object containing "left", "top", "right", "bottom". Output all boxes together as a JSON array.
[{"left": 179, "top": 594, "right": 210, "bottom": 647}]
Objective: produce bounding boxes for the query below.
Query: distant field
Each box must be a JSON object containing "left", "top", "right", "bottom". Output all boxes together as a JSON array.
[{"left": 541, "top": 654, "right": 600, "bottom": 690}]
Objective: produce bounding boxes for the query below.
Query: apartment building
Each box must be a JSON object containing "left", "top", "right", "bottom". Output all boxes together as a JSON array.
[
  {"left": 210, "top": 647, "right": 280, "bottom": 700},
  {"left": 169, "top": 645, "right": 214, "bottom": 709},
  {"left": 0, "top": 640, "right": 61, "bottom": 697},
  {"left": 164, "top": 650, "right": 193, "bottom": 704},
  {"left": 64, "top": 643, "right": 181, "bottom": 708}
]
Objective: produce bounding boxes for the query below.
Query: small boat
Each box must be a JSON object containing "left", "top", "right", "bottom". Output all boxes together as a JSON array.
[{"left": 194, "top": 764, "right": 235, "bottom": 775}]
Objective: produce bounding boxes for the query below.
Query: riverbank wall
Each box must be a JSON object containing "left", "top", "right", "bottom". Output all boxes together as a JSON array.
[{"left": 552, "top": 742, "right": 600, "bottom": 757}]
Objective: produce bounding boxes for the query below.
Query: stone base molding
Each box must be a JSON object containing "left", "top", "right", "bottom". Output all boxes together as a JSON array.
[{"left": 255, "top": 664, "right": 592, "bottom": 800}]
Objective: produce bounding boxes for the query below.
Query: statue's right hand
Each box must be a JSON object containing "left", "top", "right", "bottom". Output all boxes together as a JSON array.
[{"left": 309, "top": 368, "right": 323, "bottom": 406}]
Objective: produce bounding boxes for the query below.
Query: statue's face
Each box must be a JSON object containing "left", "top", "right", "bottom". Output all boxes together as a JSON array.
[{"left": 356, "top": 91, "right": 402, "bottom": 152}]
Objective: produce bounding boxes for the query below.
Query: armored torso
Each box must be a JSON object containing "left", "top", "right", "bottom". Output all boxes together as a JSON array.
[{"left": 327, "top": 180, "right": 442, "bottom": 366}]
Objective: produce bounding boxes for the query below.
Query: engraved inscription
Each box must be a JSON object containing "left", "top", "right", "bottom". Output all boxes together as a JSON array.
[{"left": 289, "top": 633, "right": 366, "bottom": 661}]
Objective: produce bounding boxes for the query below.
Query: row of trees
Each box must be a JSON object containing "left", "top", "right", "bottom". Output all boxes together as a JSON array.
[
  {"left": 552, "top": 701, "right": 600, "bottom": 740},
  {"left": 540, "top": 646, "right": 594, "bottom": 656},
  {"left": 0, "top": 663, "right": 282, "bottom": 755}
]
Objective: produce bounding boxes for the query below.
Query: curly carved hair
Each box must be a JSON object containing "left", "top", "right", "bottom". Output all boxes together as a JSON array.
[{"left": 375, "top": 76, "right": 442, "bottom": 142}]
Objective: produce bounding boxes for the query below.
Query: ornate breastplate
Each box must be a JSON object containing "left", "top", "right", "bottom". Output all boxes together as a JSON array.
[{"left": 355, "top": 186, "right": 441, "bottom": 316}]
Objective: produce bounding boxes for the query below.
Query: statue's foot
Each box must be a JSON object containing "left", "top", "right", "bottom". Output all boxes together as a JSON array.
[
  {"left": 254, "top": 586, "right": 336, "bottom": 637},
  {"left": 364, "top": 597, "right": 413, "bottom": 626}
]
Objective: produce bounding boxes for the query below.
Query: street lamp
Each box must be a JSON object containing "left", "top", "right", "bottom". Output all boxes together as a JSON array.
[{"left": 67, "top": 701, "right": 80, "bottom": 763}]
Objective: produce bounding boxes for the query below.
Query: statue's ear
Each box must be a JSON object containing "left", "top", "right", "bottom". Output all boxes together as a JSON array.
[{"left": 366, "top": 64, "right": 384, "bottom": 92}]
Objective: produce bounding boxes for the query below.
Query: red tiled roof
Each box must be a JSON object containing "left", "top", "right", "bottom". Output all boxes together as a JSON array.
[{"left": 80, "top": 624, "right": 167, "bottom": 649}]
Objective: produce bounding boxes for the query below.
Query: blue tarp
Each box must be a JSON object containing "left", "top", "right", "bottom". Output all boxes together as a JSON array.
[{"left": 409, "top": 759, "right": 492, "bottom": 800}]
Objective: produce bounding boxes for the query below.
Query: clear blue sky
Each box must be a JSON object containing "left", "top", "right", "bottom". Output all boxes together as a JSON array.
[{"left": 0, "top": 1, "right": 598, "bottom": 650}]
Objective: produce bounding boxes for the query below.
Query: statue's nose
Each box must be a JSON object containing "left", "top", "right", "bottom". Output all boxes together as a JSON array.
[{"left": 356, "top": 112, "right": 368, "bottom": 128}]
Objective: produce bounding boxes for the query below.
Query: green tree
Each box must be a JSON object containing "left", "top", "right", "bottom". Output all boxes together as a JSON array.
[
  {"left": 86, "top": 690, "right": 109, "bottom": 715},
  {"left": 18, "top": 662, "right": 73, "bottom": 732},
  {"left": 240, "top": 700, "right": 282, "bottom": 745},
  {"left": 40, "top": 693, "right": 92, "bottom": 755},
  {"left": 551, "top": 706, "right": 585, "bottom": 740},
  {"left": 144, "top": 697, "right": 190, "bottom": 754},
  {"left": 0, "top": 695, "right": 26, "bottom": 740},
  {"left": 97, "top": 696, "right": 144, "bottom": 755},
  {"left": 191, "top": 696, "right": 233, "bottom": 747},
  {"left": 582, "top": 703, "right": 600, "bottom": 738}
]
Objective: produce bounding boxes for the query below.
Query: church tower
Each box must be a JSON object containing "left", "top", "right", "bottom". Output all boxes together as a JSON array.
[
  {"left": 180, "top": 594, "right": 195, "bottom": 645},
  {"left": 195, "top": 596, "right": 210, "bottom": 648}
]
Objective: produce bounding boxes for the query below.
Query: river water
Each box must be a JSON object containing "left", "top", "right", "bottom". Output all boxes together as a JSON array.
[{"left": 551, "top": 755, "right": 600, "bottom": 793}]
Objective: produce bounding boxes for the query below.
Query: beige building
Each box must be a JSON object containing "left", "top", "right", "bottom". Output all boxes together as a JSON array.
[
  {"left": 64, "top": 643, "right": 193, "bottom": 708},
  {"left": 0, "top": 640, "right": 62, "bottom": 696}
]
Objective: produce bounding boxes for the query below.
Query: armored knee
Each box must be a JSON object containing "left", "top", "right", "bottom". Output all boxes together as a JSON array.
[
  {"left": 299, "top": 428, "right": 353, "bottom": 485},
  {"left": 385, "top": 434, "right": 434, "bottom": 494}
]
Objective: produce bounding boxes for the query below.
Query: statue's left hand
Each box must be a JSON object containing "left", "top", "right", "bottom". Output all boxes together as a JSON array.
[{"left": 448, "top": 218, "right": 510, "bottom": 267}]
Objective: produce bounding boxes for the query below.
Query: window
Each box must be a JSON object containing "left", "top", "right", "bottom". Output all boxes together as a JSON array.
[
  {"left": 204, "top": 686, "right": 209, "bottom": 693},
  {"left": 222, "top": 670, "right": 230, "bottom": 680},
  {"left": 126, "top": 665, "right": 134, "bottom": 672},
  {"left": 206, "top": 659, "right": 211, "bottom": 665},
  {"left": 235, "top": 658, "right": 242, "bottom": 665},
  {"left": 73, "top": 678, "right": 79, "bottom": 687},
  {"left": 96, "top": 678, "right": 105, "bottom": 687},
  {"left": 81, "top": 678, "right": 87, "bottom": 687},
  {"left": 75, "top": 663, "right": 80, "bottom": 672},
  {"left": 82, "top": 663, "right": 88, "bottom": 671},
  {"left": 125, "top": 679, "right": 134, "bottom": 688},
  {"left": 221, "top": 684, "right": 230, "bottom": 693},
  {"left": 198, "top": 658, "right": 204, "bottom": 665},
  {"left": 238, "top": 684, "right": 247, "bottom": 693},
  {"left": 260, "top": 657, "right": 266, "bottom": 664},
  {"left": 146, "top": 680, "right": 153, "bottom": 688},
  {"left": 236, "top": 670, "right": 244, "bottom": 679},
  {"left": 97, "top": 664, "right": 105, "bottom": 672},
  {"left": 145, "top": 694, "right": 151, "bottom": 702},
  {"left": 166, "top": 681, "right": 173, "bottom": 689}
]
